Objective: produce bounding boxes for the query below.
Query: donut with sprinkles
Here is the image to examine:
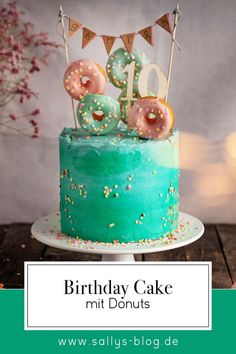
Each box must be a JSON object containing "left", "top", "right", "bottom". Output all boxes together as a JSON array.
[
  {"left": 106, "top": 47, "right": 150, "bottom": 89},
  {"left": 64, "top": 59, "right": 107, "bottom": 100},
  {"left": 77, "top": 93, "right": 121, "bottom": 135},
  {"left": 118, "top": 88, "right": 155, "bottom": 123},
  {"left": 128, "top": 96, "right": 174, "bottom": 139}
]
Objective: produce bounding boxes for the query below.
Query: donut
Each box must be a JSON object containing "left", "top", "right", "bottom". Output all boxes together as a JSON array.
[
  {"left": 77, "top": 93, "right": 121, "bottom": 135},
  {"left": 128, "top": 96, "right": 174, "bottom": 139},
  {"left": 106, "top": 47, "right": 150, "bottom": 89},
  {"left": 118, "top": 88, "right": 155, "bottom": 123},
  {"left": 64, "top": 59, "right": 107, "bottom": 100}
]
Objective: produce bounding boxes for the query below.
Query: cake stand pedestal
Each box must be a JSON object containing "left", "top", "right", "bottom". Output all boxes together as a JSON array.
[{"left": 31, "top": 212, "right": 204, "bottom": 262}]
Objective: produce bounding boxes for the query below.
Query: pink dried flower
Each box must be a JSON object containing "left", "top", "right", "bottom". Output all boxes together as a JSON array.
[
  {"left": 31, "top": 126, "right": 39, "bottom": 138},
  {"left": 30, "top": 119, "right": 39, "bottom": 126},
  {"left": 29, "top": 57, "right": 40, "bottom": 73},
  {"left": 11, "top": 66, "right": 19, "bottom": 74},
  {"left": 31, "top": 109, "right": 40, "bottom": 116},
  {"left": 0, "top": 1, "right": 61, "bottom": 139},
  {"left": 9, "top": 113, "right": 16, "bottom": 120},
  {"left": 31, "top": 133, "right": 39, "bottom": 139}
]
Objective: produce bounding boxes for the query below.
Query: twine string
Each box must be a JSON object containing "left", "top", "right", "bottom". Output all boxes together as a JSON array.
[
  {"left": 57, "top": 8, "right": 70, "bottom": 48},
  {"left": 58, "top": 5, "right": 78, "bottom": 129},
  {"left": 172, "top": 7, "right": 181, "bottom": 51}
]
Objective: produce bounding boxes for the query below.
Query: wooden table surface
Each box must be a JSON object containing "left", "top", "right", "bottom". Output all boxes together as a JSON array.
[{"left": 0, "top": 223, "right": 235, "bottom": 289}]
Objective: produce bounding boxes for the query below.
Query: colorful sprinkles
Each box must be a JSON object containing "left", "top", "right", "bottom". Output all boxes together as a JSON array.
[
  {"left": 60, "top": 165, "right": 178, "bottom": 232},
  {"left": 63, "top": 59, "right": 106, "bottom": 100},
  {"left": 77, "top": 93, "right": 121, "bottom": 136},
  {"left": 106, "top": 47, "right": 150, "bottom": 90},
  {"left": 32, "top": 213, "right": 202, "bottom": 252},
  {"left": 59, "top": 129, "right": 179, "bottom": 240}
]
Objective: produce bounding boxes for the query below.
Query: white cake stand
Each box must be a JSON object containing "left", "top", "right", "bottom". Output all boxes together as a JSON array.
[{"left": 31, "top": 212, "right": 204, "bottom": 262}]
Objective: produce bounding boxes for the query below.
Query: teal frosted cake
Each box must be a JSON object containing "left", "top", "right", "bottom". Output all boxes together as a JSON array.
[
  {"left": 60, "top": 44, "right": 180, "bottom": 243},
  {"left": 59, "top": 128, "right": 179, "bottom": 243}
]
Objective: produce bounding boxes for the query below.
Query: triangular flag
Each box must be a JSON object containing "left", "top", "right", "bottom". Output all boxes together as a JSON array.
[
  {"left": 68, "top": 18, "right": 82, "bottom": 37},
  {"left": 120, "top": 33, "right": 135, "bottom": 53},
  {"left": 138, "top": 26, "right": 154, "bottom": 46},
  {"left": 102, "top": 35, "right": 116, "bottom": 55},
  {"left": 82, "top": 27, "right": 97, "bottom": 48},
  {"left": 156, "top": 13, "right": 173, "bottom": 34}
]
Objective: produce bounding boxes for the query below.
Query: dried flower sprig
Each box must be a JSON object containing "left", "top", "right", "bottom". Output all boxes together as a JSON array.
[{"left": 0, "top": 1, "right": 61, "bottom": 138}]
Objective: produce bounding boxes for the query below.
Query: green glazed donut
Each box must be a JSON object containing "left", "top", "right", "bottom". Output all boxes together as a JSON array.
[
  {"left": 77, "top": 93, "right": 121, "bottom": 135},
  {"left": 118, "top": 88, "right": 156, "bottom": 123},
  {"left": 106, "top": 47, "right": 150, "bottom": 89}
]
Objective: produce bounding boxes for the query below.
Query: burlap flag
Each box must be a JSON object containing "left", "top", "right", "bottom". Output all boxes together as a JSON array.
[
  {"left": 102, "top": 35, "right": 116, "bottom": 55},
  {"left": 138, "top": 26, "right": 154, "bottom": 46},
  {"left": 156, "top": 13, "right": 173, "bottom": 34},
  {"left": 68, "top": 18, "right": 82, "bottom": 37},
  {"left": 82, "top": 27, "right": 97, "bottom": 48},
  {"left": 120, "top": 33, "right": 135, "bottom": 53}
]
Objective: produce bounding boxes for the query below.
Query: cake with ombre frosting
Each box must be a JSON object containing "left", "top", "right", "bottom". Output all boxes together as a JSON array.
[{"left": 59, "top": 128, "right": 179, "bottom": 243}]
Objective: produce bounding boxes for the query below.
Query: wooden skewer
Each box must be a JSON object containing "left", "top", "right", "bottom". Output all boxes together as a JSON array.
[
  {"left": 165, "top": 3, "right": 180, "bottom": 102},
  {"left": 59, "top": 5, "right": 78, "bottom": 129}
]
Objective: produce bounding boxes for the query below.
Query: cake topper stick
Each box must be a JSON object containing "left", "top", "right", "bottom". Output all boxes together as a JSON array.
[
  {"left": 165, "top": 4, "right": 181, "bottom": 101},
  {"left": 59, "top": 5, "right": 78, "bottom": 129}
]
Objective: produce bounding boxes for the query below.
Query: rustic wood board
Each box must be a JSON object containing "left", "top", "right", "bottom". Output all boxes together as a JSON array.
[
  {"left": 43, "top": 246, "right": 142, "bottom": 261},
  {"left": 0, "top": 223, "right": 235, "bottom": 289},
  {"left": 0, "top": 225, "right": 8, "bottom": 246},
  {"left": 184, "top": 224, "right": 232, "bottom": 288},
  {"left": 143, "top": 246, "right": 186, "bottom": 262},
  {"left": 216, "top": 224, "right": 236, "bottom": 285},
  {"left": 43, "top": 246, "right": 102, "bottom": 261},
  {"left": 134, "top": 254, "right": 142, "bottom": 261},
  {"left": 144, "top": 224, "right": 232, "bottom": 289},
  {"left": 0, "top": 224, "right": 45, "bottom": 288}
]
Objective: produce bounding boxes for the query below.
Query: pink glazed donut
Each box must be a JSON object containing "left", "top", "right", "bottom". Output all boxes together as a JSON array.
[
  {"left": 128, "top": 96, "right": 174, "bottom": 139},
  {"left": 63, "top": 59, "right": 107, "bottom": 100}
]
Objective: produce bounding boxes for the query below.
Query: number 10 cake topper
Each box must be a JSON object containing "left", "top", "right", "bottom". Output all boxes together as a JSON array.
[{"left": 58, "top": 4, "right": 181, "bottom": 138}]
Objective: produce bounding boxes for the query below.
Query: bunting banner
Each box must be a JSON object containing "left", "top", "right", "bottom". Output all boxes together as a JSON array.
[
  {"left": 102, "top": 35, "right": 116, "bottom": 55},
  {"left": 155, "top": 13, "right": 173, "bottom": 34},
  {"left": 120, "top": 33, "right": 135, "bottom": 53},
  {"left": 82, "top": 27, "right": 97, "bottom": 49},
  {"left": 138, "top": 26, "right": 154, "bottom": 46},
  {"left": 67, "top": 12, "right": 173, "bottom": 54},
  {"left": 68, "top": 18, "right": 82, "bottom": 38}
]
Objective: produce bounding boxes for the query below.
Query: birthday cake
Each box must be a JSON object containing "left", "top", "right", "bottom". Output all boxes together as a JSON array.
[
  {"left": 59, "top": 10, "right": 179, "bottom": 243},
  {"left": 60, "top": 127, "right": 178, "bottom": 243}
]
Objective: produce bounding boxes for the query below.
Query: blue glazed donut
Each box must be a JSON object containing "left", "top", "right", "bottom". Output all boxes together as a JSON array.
[
  {"left": 77, "top": 93, "right": 121, "bottom": 135},
  {"left": 106, "top": 47, "right": 150, "bottom": 89}
]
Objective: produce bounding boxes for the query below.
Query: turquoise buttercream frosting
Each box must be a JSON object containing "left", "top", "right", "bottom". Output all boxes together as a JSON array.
[{"left": 59, "top": 128, "right": 179, "bottom": 242}]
